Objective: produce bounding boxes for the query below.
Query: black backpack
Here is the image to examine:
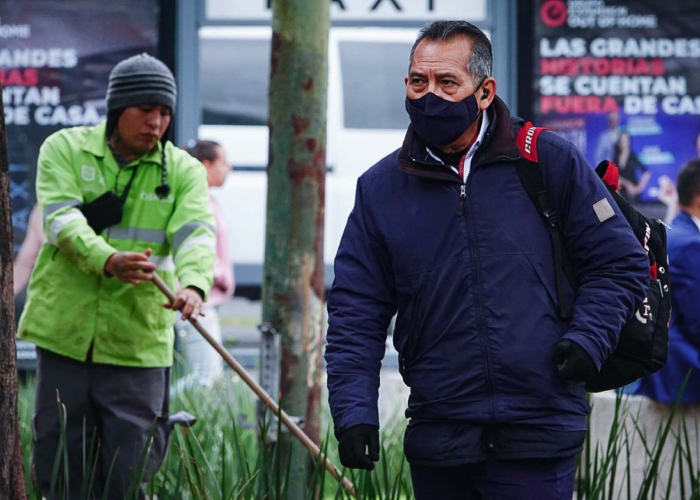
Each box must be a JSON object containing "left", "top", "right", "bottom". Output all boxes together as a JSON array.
[{"left": 515, "top": 122, "right": 671, "bottom": 393}]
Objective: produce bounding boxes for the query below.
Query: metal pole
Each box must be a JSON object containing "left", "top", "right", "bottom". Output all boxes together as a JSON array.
[
  {"left": 151, "top": 275, "right": 355, "bottom": 498},
  {"left": 263, "top": 0, "right": 330, "bottom": 496}
]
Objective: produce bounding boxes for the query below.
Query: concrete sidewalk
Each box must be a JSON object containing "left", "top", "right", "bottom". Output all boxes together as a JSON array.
[{"left": 219, "top": 296, "right": 407, "bottom": 423}]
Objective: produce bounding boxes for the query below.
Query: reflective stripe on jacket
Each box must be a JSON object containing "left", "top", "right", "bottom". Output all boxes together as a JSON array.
[{"left": 18, "top": 122, "right": 216, "bottom": 367}]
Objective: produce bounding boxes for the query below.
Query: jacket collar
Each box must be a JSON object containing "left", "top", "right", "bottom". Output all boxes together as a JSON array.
[
  {"left": 675, "top": 210, "right": 700, "bottom": 234},
  {"left": 398, "top": 95, "right": 521, "bottom": 182},
  {"left": 81, "top": 122, "right": 108, "bottom": 157},
  {"left": 81, "top": 121, "right": 163, "bottom": 166}
]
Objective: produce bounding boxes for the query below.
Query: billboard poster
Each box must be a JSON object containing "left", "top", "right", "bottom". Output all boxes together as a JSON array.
[
  {"left": 533, "top": 0, "right": 700, "bottom": 218},
  {"left": 1, "top": 0, "right": 159, "bottom": 258}
]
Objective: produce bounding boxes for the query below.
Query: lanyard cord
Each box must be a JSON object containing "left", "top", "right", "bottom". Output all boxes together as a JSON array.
[
  {"left": 118, "top": 167, "right": 139, "bottom": 201},
  {"left": 106, "top": 141, "right": 139, "bottom": 201}
]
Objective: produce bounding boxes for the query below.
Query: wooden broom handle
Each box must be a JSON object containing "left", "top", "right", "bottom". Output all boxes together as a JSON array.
[{"left": 152, "top": 273, "right": 356, "bottom": 497}]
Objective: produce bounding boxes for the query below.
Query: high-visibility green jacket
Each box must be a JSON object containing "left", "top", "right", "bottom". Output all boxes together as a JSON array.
[{"left": 18, "top": 122, "right": 216, "bottom": 367}]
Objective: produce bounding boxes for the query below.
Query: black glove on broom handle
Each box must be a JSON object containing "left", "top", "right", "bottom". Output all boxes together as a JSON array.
[{"left": 151, "top": 273, "right": 356, "bottom": 498}]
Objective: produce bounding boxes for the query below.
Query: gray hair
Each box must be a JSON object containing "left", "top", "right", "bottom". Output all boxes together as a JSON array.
[{"left": 408, "top": 21, "right": 492, "bottom": 86}]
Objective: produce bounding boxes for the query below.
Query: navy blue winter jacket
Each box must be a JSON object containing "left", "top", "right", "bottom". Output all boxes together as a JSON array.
[{"left": 326, "top": 97, "right": 649, "bottom": 439}]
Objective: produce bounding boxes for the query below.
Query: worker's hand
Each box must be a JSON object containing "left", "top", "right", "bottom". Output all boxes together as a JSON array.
[
  {"left": 104, "top": 248, "right": 156, "bottom": 285},
  {"left": 338, "top": 424, "right": 380, "bottom": 471},
  {"left": 555, "top": 339, "right": 598, "bottom": 382},
  {"left": 164, "top": 287, "right": 205, "bottom": 320}
]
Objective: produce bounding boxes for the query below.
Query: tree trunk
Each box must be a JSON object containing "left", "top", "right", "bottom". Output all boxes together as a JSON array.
[
  {"left": 262, "top": 0, "right": 330, "bottom": 497},
  {"left": 0, "top": 83, "right": 29, "bottom": 500}
]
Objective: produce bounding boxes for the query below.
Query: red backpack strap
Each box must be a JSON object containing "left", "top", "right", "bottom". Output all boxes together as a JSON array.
[{"left": 516, "top": 122, "right": 547, "bottom": 163}]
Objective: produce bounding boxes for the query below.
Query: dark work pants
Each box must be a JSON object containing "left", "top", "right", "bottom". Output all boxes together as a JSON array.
[
  {"left": 410, "top": 455, "right": 577, "bottom": 500},
  {"left": 33, "top": 348, "right": 171, "bottom": 500}
]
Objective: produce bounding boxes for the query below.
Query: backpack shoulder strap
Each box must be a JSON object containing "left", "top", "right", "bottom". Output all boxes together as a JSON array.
[
  {"left": 514, "top": 122, "right": 552, "bottom": 229},
  {"left": 514, "top": 123, "right": 577, "bottom": 319},
  {"left": 595, "top": 159, "right": 621, "bottom": 192},
  {"left": 516, "top": 121, "right": 547, "bottom": 163}
]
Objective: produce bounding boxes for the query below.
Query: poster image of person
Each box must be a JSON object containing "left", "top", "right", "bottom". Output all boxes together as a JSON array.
[
  {"left": 614, "top": 131, "right": 651, "bottom": 202},
  {"left": 594, "top": 111, "right": 620, "bottom": 165}
]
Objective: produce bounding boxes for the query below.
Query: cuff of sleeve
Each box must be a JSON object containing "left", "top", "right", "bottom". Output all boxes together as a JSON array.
[
  {"left": 335, "top": 407, "right": 379, "bottom": 440},
  {"left": 562, "top": 331, "right": 605, "bottom": 371},
  {"left": 179, "top": 273, "right": 212, "bottom": 302},
  {"left": 87, "top": 240, "right": 118, "bottom": 276}
]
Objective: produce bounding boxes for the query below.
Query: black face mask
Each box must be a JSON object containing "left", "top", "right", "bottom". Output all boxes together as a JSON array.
[{"left": 405, "top": 91, "right": 482, "bottom": 147}]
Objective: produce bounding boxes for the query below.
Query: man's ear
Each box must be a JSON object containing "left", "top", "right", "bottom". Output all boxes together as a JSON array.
[{"left": 478, "top": 77, "right": 497, "bottom": 111}]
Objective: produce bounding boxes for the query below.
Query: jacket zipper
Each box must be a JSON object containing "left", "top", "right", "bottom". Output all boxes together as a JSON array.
[
  {"left": 462, "top": 168, "right": 498, "bottom": 421},
  {"left": 457, "top": 184, "right": 466, "bottom": 215},
  {"left": 403, "top": 151, "right": 516, "bottom": 420}
]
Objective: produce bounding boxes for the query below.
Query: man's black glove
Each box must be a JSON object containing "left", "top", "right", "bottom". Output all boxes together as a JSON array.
[
  {"left": 338, "top": 424, "right": 380, "bottom": 471},
  {"left": 555, "top": 339, "right": 599, "bottom": 382}
]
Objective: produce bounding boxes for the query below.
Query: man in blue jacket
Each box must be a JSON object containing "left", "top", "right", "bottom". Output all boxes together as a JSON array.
[
  {"left": 325, "top": 20, "right": 648, "bottom": 499},
  {"left": 635, "top": 160, "right": 700, "bottom": 404}
]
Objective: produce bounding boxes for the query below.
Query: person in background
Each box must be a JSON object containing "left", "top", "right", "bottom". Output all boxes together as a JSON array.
[
  {"left": 595, "top": 110, "right": 620, "bottom": 166},
  {"left": 13, "top": 204, "right": 45, "bottom": 372},
  {"left": 654, "top": 129, "right": 700, "bottom": 225},
  {"left": 174, "top": 140, "right": 235, "bottom": 390},
  {"left": 635, "top": 160, "right": 700, "bottom": 403},
  {"left": 13, "top": 204, "right": 45, "bottom": 296},
  {"left": 614, "top": 131, "right": 650, "bottom": 202}
]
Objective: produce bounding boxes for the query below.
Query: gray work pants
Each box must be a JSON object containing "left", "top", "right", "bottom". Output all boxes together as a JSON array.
[{"left": 33, "top": 348, "right": 171, "bottom": 500}]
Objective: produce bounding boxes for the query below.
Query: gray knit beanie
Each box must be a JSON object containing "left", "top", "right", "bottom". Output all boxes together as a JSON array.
[{"left": 106, "top": 53, "right": 177, "bottom": 112}]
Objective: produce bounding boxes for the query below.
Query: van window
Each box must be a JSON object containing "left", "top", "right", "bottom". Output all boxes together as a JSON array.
[
  {"left": 200, "top": 38, "right": 270, "bottom": 126},
  {"left": 339, "top": 41, "right": 411, "bottom": 130}
]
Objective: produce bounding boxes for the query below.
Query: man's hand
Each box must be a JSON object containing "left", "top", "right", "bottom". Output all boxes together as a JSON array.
[
  {"left": 555, "top": 339, "right": 599, "bottom": 382},
  {"left": 164, "top": 287, "right": 205, "bottom": 320},
  {"left": 338, "top": 425, "right": 380, "bottom": 471},
  {"left": 104, "top": 248, "right": 156, "bottom": 285}
]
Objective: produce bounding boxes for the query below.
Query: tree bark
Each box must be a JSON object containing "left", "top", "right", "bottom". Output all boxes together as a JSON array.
[
  {"left": 262, "top": 0, "right": 330, "bottom": 497},
  {"left": 0, "top": 83, "right": 29, "bottom": 499}
]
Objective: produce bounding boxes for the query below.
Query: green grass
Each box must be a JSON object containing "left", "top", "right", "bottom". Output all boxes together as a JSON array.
[
  {"left": 17, "top": 373, "right": 700, "bottom": 499},
  {"left": 575, "top": 376, "right": 700, "bottom": 500},
  {"left": 18, "top": 374, "right": 412, "bottom": 499}
]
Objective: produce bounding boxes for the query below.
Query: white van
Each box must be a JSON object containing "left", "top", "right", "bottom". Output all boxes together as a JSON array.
[{"left": 199, "top": 26, "right": 418, "bottom": 289}]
